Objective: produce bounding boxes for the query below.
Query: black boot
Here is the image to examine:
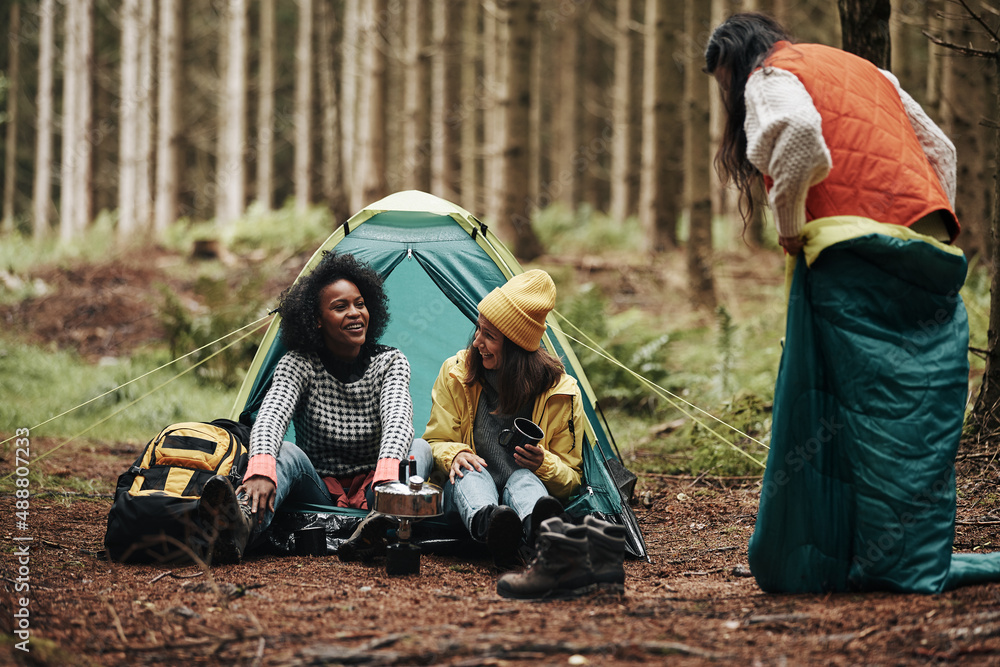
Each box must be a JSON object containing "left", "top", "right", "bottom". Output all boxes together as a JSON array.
[
  {"left": 583, "top": 515, "right": 627, "bottom": 593},
  {"left": 471, "top": 505, "right": 523, "bottom": 571},
  {"left": 199, "top": 475, "right": 253, "bottom": 565},
  {"left": 525, "top": 495, "right": 563, "bottom": 549}
]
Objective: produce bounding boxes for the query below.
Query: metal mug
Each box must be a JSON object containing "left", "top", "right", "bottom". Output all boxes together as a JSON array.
[{"left": 499, "top": 417, "right": 544, "bottom": 451}]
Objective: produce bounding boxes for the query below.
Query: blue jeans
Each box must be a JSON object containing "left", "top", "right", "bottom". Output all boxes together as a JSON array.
[
  {"left": 254, "top": 439, "right": 433, "bottom": 533},
  {"left": 444, "top": 466, "right": 549, "bottom": 539}
]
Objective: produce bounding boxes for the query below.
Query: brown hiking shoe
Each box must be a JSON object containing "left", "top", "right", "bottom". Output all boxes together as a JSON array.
[
  {"left": 583, "top": 515, "right": 627, "bottom": 593},
  {"left": 496, "top": 523, "right": 595, "bottom": 600},
  {"left": 199, "top": 475, "right": 253, "bottom": 565},
  {"left": 338, "top": 512, "right": 394, "bottom": 562}
]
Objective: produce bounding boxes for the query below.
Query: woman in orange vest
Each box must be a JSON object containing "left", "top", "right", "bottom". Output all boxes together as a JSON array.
[{"left": 705, "top": 12, "right": 959, "bottom": 252}]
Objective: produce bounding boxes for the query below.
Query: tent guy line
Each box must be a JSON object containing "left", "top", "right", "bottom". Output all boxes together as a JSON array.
[{"left": 0, "top": 319, "right": 270, "bottom": 481}]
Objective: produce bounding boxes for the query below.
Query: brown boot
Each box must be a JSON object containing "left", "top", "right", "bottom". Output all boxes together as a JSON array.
[
  {"left": 496, "top": 521, "right": 595, "bottom": 600},
  {"left": 199, "top": 475, "right": 253, "bottom": 565},
  {"left": 583, "top": 515, "right": 627, "bottom": 593}
]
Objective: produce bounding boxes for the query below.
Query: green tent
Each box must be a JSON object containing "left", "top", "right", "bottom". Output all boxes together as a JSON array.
[{"left": 229, "top": 191, "right": 647, "bottom": 558}]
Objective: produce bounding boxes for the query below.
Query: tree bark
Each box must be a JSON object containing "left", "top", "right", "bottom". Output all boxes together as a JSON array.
[
  {"left": 551, "top": 5, "right": 581, "bottom": 209},
  {"left": 341, "top": 0, "right": 360, "bottom": 207},
  {"left": 218, "top": 0, "right": 248, "bottom": 226},
  {"left": 155, "top": 0, "right": 183, "bottom": 234},
  {"left": 483, "top": 0, "right": 501, "bottom": 220},
  {"left": 610, "top": 0, "right": 640, "bottom": 225},
  {"left": 460, "top": 0, "right": 481, "bottom": 214},
  {"left": 497, "top": 0, "right": 544, "bottom": 259},
  {"left": 118, "top": 0, "right": 139, "bottom": 241},
  {"left": 3, "top": 2, "right": 21, "bottom": 234},
  {"left": 356, "top": 0, "right": 388, "bottom": 209},
  {"left": 33, "top": 0, "right": 55, "bottom": 240},
  {"left": 639, "top": 0, "right": 682, "bottom": 251},
  {"left": 136, "top": 0, "right": 153, "bottom": 232},
  {"left": 60, "top": 0, "right": 80, "bottom": 241},
  {"left": 318, "top": 0, "right": 348, "bottom": 221},
  {"left": 685, "top": 0, "right": 717, "bottom": 309},
  {"left": 255, "top": 0, "right": 275, "bottom": 210},
  {"left": 294, "top": 0, "right": 314, "bottom": 212},
  {"left": 432, "top": 0, "right": 463, "bottom": 204},
  {"left": 404, "top": 0, "right": 432, "bottom": 192},
  {"left": 837, "top": 0, "right": 891, "bottom": 69}
]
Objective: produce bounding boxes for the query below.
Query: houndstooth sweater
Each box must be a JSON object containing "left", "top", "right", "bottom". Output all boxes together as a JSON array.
[{"left": 248, "top": 346, "right": 414, "bottom": 481}]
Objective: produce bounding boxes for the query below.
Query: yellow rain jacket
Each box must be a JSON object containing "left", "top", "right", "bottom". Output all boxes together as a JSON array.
[{"left": 423, "top": 350, "right": 584, "bottom": 499}]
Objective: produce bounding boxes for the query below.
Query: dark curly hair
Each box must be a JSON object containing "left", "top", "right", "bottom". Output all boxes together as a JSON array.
[
  {"left": 705, "top": 13, "right": 792, "bottom": 228},
  {"left": 276, "top": 251, "right": 389, "bottom": 355}
]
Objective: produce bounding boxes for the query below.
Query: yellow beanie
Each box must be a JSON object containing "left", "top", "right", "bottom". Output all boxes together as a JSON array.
[{"left": 477, "top": 269, "right": 556, "bottom": 352}]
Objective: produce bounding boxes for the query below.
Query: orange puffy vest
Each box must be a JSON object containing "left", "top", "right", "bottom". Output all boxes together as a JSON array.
[{"left": 762, "top": 42, "right": 959, "bottom": 241}]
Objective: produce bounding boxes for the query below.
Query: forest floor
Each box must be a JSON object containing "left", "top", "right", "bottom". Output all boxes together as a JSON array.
[{"left": 2, "top": 244, "right": 1000, "bottom": 666}]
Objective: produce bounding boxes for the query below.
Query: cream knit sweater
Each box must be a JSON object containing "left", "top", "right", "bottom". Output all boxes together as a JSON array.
[{"left": 744, "top": 66, "right": 957, "bottom": 240}]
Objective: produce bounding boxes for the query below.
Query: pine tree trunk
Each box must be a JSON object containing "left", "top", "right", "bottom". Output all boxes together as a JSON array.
[
  {"left": 497, "top": 0, "right": 544, "bottom": 259},
  {"left": 341, "top": 0, "right": 360, "bottom": 207},
  {"left": 294, "top": 0, "right": 314, "bottom": 212},
  {"left": 432, "top": 0, "right": 463, "bottom": 203},
  {"left": 925, "top": 0, "right": 943, "bottom": 110},
  {"left": 255, "top": 0, "right": 275, "bottom": 210},
  {"left": 939, "top": 10, "right": 995, "bottom": 261},
  {"left": 318, "top": 0, "right": 348, "bottom": 221},
  {"left": 551, "top": 7, "right": 580, "bottom": 209},
  {"left": 32, "top": 0, "right": 55, "bottom": 240},
  {"left": 358, "top": 0, "right": 388, "bottom": 208},
  {"left": 639, "top": 0, "right": 681, "bottom": 251},
  {"left": 77, "top": 0, "right": 93, "bottom": 237},
  {"left": 460, "top": 0, "right": 481, "bottom": 214},
  {"left": 118, "top": 0, "right": 139, "bottom": 241},
  {"left": 971, "top": 58, "right": 1000, "bottom": 433},
  {"left": 685, "top": 0, "right": 717, "bottom": 309},
  {"left": 60, "top": 0, "right": 80, "bottom": 242},
  {"left": 220, "top": 0, "right": 248, "bottom": 226},
  {"left": 2, "top": 3, "right": 21, "bottom": 234},
  {"left": 580, "top": 7, "right": 608, "bottom": 212},
  {"left": 837, "top": 0, "right": 891, "bottom": 69},
  {"left": 136, "top": 0, "right": 153, "bottom": 232},
  {"left": 482, "top": 0, "right": 501, "bottom": 220},
  {"left": 155, "top": 0, "right": 182, "bottom": 234},
  {"left": 610, "top": 0, "right": 639, "bottom": 225},
  {"left": 405, "top": 0, "right": 431, "bottom": 192}
]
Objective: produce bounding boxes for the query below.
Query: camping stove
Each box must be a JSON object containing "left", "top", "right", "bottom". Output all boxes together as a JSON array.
[{"left": 373, "top": 458, "right": 442, "bottom": 575}]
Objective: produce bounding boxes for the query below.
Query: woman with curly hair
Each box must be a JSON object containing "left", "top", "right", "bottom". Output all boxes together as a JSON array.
[{"left": 235, "top": 251, "right": 431, "bottom": 560}]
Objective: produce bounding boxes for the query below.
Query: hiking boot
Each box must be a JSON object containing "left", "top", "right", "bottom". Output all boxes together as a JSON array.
[
  {"left": 338, "top": 512, "right": 394, "bottom": 562},
  {"left": 583, "top": 515, "right": 627, "bottom": 593},
  {"left": 525, "top": 495, "right": 563, "bottom": 548},
  {"left": 199, "top": 475, "right": 253, "bottom": 565},
  {"left": 496, "top": 522, "right": 596, "bottom": 600},
  {"left": 472, "top": 505, "right": 524, "bottom": 571}
]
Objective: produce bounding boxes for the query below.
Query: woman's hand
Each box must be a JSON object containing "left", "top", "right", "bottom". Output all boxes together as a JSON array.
[
  {"left": 514, "top": 443, "right": 544, "bottom": 473},
  {"left": 779, "top": 235, "right": 805, "bottom": 255},
  {"left": 235, "top": 476, "right": 276, "bottom": 525},
  {"left": 449, "top": 450, "right": 487, "bottom": 484}
]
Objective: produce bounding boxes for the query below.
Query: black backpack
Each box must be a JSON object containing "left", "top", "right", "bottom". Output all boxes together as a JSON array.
[{"left": 104, "top": 419, "right": 250, "bottom": 564}]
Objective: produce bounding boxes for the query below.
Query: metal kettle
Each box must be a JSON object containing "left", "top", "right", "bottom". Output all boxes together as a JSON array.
[{"left": 373, "top": 457, "right": 443, "bottom": 575}]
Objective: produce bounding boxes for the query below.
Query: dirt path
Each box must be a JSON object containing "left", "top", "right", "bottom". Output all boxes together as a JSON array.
[{"left": 3, "top": 464, "right": 1000, "bottom": 666}]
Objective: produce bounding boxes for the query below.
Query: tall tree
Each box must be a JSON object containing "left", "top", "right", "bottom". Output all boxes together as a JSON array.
[
  {"left": 610, "top": 0, "right": 640, "bottom": 225},
  {"left": 155, "top": 0, "right": 183, "bottom": 233},
  {"left": 255, "top": 0, "right": 275, "bottom": 210},
  {"left": 219, "top": 0, "right": 248, "bottom": 226},
  {"left": 61, "top": 0, "right": 85, "bottom": 241},
  {"left": 341, "top": 0, "right": 360, "bottom": 207},
  {"left": 432, "top": 0, "right": 463, "bottom": 203},
  {"left": 119, "top": 0, "right": 139, "bottom": 241},
  {"left": 497, "top": 0, "right": 544, "bottom": 259},
  {"left": 460, "top": 0, "right": 481, "bottom": 214},
  {"left": 32, "top": 0, "right": 55, "bottom": 240},
  {"left": 2, "top": 2, "right": 21, "bottom": 234},
  {"left": 685, "top": 0, "right": 716, "bottom": 308},
  {"left": 135, "top": 0, "right": 154, "bottom": 231},
  {"left": 838, "top": 0, "right": 891, "bottom": 69},
  {"left": 404, "top": 0, "right": 432, "bottom": 192},
  {"left": 354, "top": 0, "right": 388, "bottom": 210},
  {"left": 638, "top": 0, "right": 682, "bottom": 251},
  {"left": 551, "top": 4, "right": 581, "bottom": 209},
  {"left": 318, "top": 0, "right": 348, "bottom": 221},
  {"left": 482, "top": 0, "right": 501, "bottom": 219},
  {"left": 294, "top": 0, "right": 313, "bottom": 212}
]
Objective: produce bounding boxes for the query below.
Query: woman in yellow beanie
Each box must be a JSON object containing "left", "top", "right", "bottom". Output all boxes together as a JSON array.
[{"left": 423, "top": 269, "right": 585, "bottom": 569}]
